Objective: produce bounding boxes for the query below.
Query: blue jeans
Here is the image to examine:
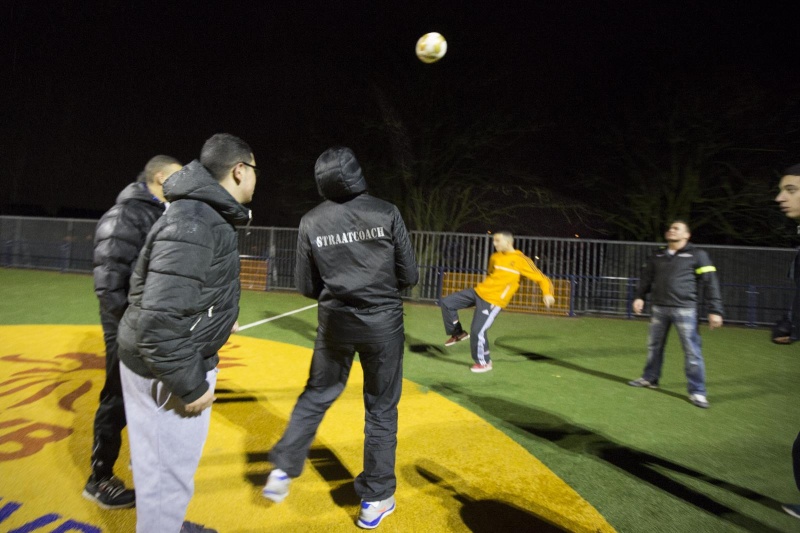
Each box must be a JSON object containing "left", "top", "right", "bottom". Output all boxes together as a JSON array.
[{"left": 642, "top": 305, "right": 706, "bottom": 395}]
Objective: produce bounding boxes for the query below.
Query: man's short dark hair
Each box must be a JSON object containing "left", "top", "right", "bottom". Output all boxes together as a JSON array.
[
  {"left": 144, "top": 155, "right": 181, "bottom": 184},
  {"left": 783, "top": 163, "right": 800, "bottom": 177},
  {"left": 671, "top": 219, "right": 691, "bottom": 233},
  {"left": 200, "top": 133, "right": 252, "bottom": 181}
]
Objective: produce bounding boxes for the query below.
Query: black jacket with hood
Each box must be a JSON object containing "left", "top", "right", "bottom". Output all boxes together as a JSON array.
[
  {"left": 117, "top": 160, "right": 251, "bottom": 403},
  {"left": 93, "top": 182, "right": 165, "bottom": 322},
  {"left": 635, "top": 242, "right": 724, "bottom": 316},
  {"left": 296, "top": 147, "right": 418, "bottom": 343}
]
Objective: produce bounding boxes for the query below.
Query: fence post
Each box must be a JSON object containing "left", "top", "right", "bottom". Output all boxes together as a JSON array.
[
  {"left": 569, "top": 275, "right": 577, "bottom": 317},
  {"left": 746, "top": 285, "right": 758, "bottom": 328},
  {"left": 435, "top": 266, "right": 444, "bottom": 305},
  {"left": 60, "top": 243, "right": 71, "bottom": 272},
  {"left": 626, "top": 278, "right": 635, "bottom": 319}
]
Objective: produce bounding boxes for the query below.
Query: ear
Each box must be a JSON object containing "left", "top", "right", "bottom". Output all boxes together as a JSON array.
[
  {"left": 155, "top": 172, "right": 167, "bottom": 186},
  {"left": 232, "top": 163, "right": 243, "bottom": 185}
]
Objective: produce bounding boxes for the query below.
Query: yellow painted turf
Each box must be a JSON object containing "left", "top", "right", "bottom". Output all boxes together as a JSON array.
[{"left": 0, "top": 325, "right": 615, "bottom": 532}]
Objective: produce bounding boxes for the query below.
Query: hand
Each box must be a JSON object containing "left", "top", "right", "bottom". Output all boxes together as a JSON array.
[
  {"left": 231, "top": 320, "right": 239, "bottom": 334},
  {"left": 543, "top": 295, "right": 555, "bottom": 308},
  {"left": 708, "top": 314, "right": 723, "bottom": 330},
  {"left": 185, "top": 388, "right": 216, "bottom": 414},
  {"left": 632, "top": 299, "right": 644, "bottom": 315}
]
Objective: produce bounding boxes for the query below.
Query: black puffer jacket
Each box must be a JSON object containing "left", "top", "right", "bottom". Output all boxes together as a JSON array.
[
  {"left": 296, "top": 147, "right": 418, "bottom": 343},
  {"left": 635, "top": 243, "right": 724, "bottom": 316},
  {"left": 118, "top": 160, "right": 251, "bottom": 403},
  {"left": 93, "top": 182, "right": 164, "bottom": 321}
]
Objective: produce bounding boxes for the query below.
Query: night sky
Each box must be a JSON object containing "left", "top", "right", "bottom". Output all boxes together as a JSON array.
[{"left": 2, "top": 1, "right": 798, "bottom": 233}]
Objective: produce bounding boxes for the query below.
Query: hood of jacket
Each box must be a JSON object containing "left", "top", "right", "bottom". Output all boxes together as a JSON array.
[
  {"left": 115, "top": 182, "right": 162, "bottom": 207},
  {"left": 163, "top": 160, "right": 251, "bottom": 225},
  {"left": 314, "top": 147, "right": 368, "bottom": 200}
]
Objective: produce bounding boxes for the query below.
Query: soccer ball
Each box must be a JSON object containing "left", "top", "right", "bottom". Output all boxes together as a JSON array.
[{"left": 416, "top": 32, "right": 447, "bottom": 63}]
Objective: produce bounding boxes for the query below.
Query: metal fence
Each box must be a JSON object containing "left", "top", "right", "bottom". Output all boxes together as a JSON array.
[{"left": 1, "top": 216, "right": 795, "bottom": 326}]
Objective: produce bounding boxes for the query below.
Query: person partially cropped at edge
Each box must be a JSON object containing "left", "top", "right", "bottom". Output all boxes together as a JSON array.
[
  {"left": 628, "top": 220, "right": 723, "bottom": 409},
  {"left": 773, "top": 163, "right": 800, "bottom": 345},
  {"left": 262, "top": 147, "right": 418, "bottom": 530},
  {"left": 773, "top": 163, "right": 800, "bottom": 520},
  {"left": 439, "top": 231, "right": 555, "bottom": 372},
  {"left": 117, "top": 133, "right": 257, "bottom": 533},
  {"left": 86, "top": 155, "right": 181, "bottom": 510}
]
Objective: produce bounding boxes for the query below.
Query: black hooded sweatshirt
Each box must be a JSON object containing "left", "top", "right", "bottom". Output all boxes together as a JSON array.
[
  {"left": 296, "top": 147, "right": 419, "bottom": 343},
  {"left": 118, "top": 160, "right": 251, "bottom": 403}
]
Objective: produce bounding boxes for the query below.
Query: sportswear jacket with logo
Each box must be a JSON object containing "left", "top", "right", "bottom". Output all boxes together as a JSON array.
[
  {"left": 296, "top": 147, "right": 418, "bottom": 343},
  {"left": 475, "top": 250, "right": 554, "bottom": 308},
  {"left": 634, "top": 243, "right": 724, "bottom": 316}
]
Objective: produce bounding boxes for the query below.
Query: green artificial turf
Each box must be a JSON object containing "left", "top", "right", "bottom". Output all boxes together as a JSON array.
[{"left": 2, "top": 268, "right": 799, "bottom": 532}]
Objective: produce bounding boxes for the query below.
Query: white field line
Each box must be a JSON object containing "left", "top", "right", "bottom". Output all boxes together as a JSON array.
[{"left": 237, "top": 303, "right": 318, "bottom": 331}]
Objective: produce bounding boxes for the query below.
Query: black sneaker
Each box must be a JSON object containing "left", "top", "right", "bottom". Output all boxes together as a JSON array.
[
  {"left": 181, "top": 521, "right": 218, "bottom": 533},
  {"left": 82, "top": 475, "right": 135, "bottom": 509}
]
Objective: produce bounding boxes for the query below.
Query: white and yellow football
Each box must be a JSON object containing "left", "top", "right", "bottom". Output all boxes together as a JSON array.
[{"left": 416, "top": 32, "right": 447, "bottom": 63}]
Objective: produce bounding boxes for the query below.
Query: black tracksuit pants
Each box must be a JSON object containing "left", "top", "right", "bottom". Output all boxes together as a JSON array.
[
  {"left": 794, "top": 431, "right": 800, "bottom": 493},
  {"left": 90, "top": 312, "right": 127, "bottom": 480},
  {"left": 269, "top": 333, "right": 404, "bottom": 501}
]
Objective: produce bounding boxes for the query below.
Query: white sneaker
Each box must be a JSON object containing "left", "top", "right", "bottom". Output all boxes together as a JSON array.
[
  {"left": 689, "top": 394, "right": 709, "bottom": 408},
  {"left": 357, "top": 495, "right": 395, "bottom": 529},
  {"left": 262, "top": 468, "right": 291, "bottom": 503}
]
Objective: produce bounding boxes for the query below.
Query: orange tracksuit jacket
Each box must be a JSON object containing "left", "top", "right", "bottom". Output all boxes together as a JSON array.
[{"left": 474, "top": 250, "right": 554, "bottom": 309}]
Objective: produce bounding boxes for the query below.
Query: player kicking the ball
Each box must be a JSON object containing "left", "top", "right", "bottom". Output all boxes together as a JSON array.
[{"left": 439, "top": 231, "right": 555, "bottom": 372}]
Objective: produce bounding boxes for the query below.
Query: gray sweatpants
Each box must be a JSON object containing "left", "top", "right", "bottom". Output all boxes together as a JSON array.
[
  {"left": 269, "top": 334, "right": 404, "bottom": 501},
  {"left": 440, "top": 288, "right": 502, "bottom": 365},
  {"left": 120, "top": 362, "right": 218, "bottom": 533}
]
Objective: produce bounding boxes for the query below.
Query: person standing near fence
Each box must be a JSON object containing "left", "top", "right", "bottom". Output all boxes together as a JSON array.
[
  {"left": 117, "top": 133, "right": 257, "bottom": 533},
  {"left": 263, "top": 147, "right": 418, "bottom": 530},
  {"left": 439, "top": 230, "right": 555, "bottom": 373},
  {"left": 774, "top": 163, "right": 800, "bottom": 520},
  {"left": 773, "top": 163, "right": 800, "bottom": 345},
  {"left": 85, "top": 155, "right": 182, "bottom": 509},
  {"left": 628, "top": 220, "right": 723, "bottom": 409}
]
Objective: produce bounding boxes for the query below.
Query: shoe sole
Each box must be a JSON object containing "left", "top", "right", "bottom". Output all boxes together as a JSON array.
[
  {"left": 470, "top": 366, "right": 492, "bottom": 373},
  {"left": 81, "top": 489, "right": 135, "bottom": 510},
  {"left": 262, "top": 489, "right": 289, "bottom": 503},
  {"left": 783, "top": 505, "right": 800, "bottom": 519},
  {"left": 357, "top": 503, "right": 395, "bottom": 529},
  {"left": 689, "top": 399, "right": 710, "bottom": 409},
  {"left": 445, "top": 334, "right": 469, "bottom": 347}
]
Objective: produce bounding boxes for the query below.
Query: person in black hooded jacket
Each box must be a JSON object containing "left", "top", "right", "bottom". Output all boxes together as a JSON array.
[
  {"left": 117, "top": 134, "right": 256, "bottom": 533},
  {"left": 84, "top": 155, "right": 181, "bottom": 510},
  {"left": 263, "top": 147, "right": 417, "bottom": 530}
]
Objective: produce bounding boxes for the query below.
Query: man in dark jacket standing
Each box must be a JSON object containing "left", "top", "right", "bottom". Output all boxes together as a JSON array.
[
  {"left": 117, "top": 134, "right": 256, "bottom": 533},
  {"left": 628, "top": 220, "right": 723, "bottom": 408},
  {"left": 773, "top": 163, "right": 800, "bottom": 345},
  {"left": 85, "top": 155, "right": 181, "bottom": 509},
  {"left": 774, "top": 163, "right": 800, "bottom": 520},
  {"left": 262, "top": 147, "right": 418, "bottom": 530}
]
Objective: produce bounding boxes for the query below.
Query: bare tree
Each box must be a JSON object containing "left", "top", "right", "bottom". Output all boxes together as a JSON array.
[
  {"left": 367, "top": 82, "right": 587, "bottom": 233},
  {"left": 583, "top": 75, "right": 797, "bottom": 244}
]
